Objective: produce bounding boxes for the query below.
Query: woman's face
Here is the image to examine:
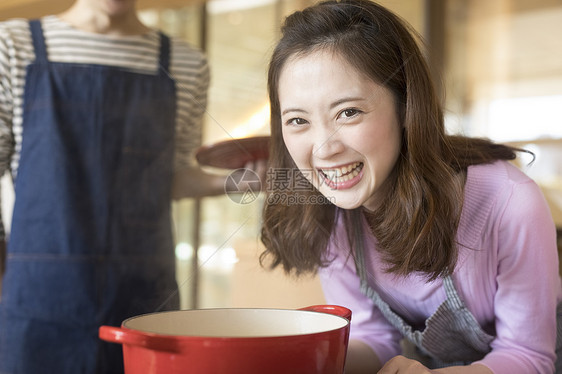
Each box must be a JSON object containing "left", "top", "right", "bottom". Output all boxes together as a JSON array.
[{"left": 278, "top": 49, "right": 402, "bottom": 210}]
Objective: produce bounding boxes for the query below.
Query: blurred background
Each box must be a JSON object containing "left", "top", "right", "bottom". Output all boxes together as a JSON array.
[{"left": 1, "top": 0, "right": 561, "bottom": 310}]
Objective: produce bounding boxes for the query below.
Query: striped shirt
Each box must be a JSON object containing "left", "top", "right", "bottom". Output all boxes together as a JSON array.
[{"left": 0, "top": 15, "right": 209, "bottom": 180}]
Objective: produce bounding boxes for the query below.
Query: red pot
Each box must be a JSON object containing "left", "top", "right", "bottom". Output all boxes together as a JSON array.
[{"left": 99, "top": 305, "right": 351, "bottom": 374}]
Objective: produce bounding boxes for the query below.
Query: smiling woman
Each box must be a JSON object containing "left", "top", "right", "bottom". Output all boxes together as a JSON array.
[{"left": 260, "top": 1, "right": 562, "bottom": 373}]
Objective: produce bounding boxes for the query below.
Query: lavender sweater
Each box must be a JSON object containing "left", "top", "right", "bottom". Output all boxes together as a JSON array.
[{"left": 319, "top": 160, "right": 561, "bottom": 373}]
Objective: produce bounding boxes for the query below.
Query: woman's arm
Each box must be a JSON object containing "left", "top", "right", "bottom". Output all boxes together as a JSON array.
[
  {"left": 377, "top": 356, "right": 493, "bottom": 374},
  {"left": 344, "top": 345, "right": 494, "bottom": 374},
  {"left": 345, "top": 340, "right": 382, "bottom": 373},
  {"left": 476, "top": 173, "right": 560, "bottom": 373},
  {"left": 171, "top": 159, "right": 267, "bottom": 199},
  {"left": 434, "top": 364, "right": 493, "bottom": 374},
  {"left": 171, "top": 166, "right": 226, "bottom": 199}
]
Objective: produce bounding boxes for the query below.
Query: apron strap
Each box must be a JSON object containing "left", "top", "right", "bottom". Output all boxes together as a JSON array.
[
  {"left": 158, "top": 32, "right": 170, "bottom": 72},
  {"left": 351, "top": 211, "right": 428, "bottom": 350},
  {"left": 29, "top": 22, "right": 170, "bottom": 72},
  {"left": 353, "top": 209, "right": 461, "bottom": 311},
  {"left": 442, "top": 274, "right": 464, "bottom": 310},
  {"left": 29, "top": 20, "right": 48, "bottom": 63},
  {"left": 352, "top": 209, "right": 369, "bottom": 282},
  {"left": 351, "top": 210, "right": 466, "bottom": 354}
]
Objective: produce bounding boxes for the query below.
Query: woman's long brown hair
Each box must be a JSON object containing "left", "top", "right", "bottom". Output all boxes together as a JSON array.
[{"left": 260, "top": 0, "right": 524, "bottom": 280}]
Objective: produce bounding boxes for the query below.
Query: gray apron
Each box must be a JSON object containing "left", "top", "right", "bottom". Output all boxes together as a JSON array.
[{"left": 353, "top": 222, "right": 562, "bottom": 371}]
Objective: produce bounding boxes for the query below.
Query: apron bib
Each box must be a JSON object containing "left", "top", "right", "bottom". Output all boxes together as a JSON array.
[
  {"left": 0, "top": 20, "right": 178, "bottom": 374},
  {"left": 353, "top": 213, "right": 562, "bottom": 370}
]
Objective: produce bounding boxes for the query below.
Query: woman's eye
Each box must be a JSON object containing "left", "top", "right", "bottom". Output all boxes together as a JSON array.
[
  {"left": 286, "top": 117, "right": 308, "bottom": 126},
  {"left": 339, "top": 108, "right": 361, "bottom": 119}
]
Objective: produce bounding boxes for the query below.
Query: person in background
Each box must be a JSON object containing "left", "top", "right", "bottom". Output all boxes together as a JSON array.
[
  {"left": 0, "top": 0, "right": 265, "bottom": 372},
  {"left": 260, "top": 0, "right": 562, "bottom": 373}
]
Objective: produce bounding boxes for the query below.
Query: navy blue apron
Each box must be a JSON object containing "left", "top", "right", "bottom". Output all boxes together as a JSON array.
[{"left": 0, "top": 20, "right": 179, "bottom": 374}]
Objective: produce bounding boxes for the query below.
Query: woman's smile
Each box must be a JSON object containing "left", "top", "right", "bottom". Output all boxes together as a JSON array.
[{"left": 317, "top": 162, "right": 364, "bottom": 190}]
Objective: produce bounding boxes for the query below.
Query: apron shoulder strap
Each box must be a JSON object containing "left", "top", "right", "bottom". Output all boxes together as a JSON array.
[
  {"left": 29, "top": 19, "right": 48, "bottom": 63},
  {"left": 442, "top": 275, "right": 464, "bottom": 309},
  {"left": 351, "top": 209, "right": 368, "bottom": 282},
  {"left": 158, "top": 32, "right": 171, "bottom": 72}
]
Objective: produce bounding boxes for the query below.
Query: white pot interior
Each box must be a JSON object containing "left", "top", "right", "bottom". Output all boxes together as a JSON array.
[{"left": 123, "top": 308, "right": 349, "bottom": 337}]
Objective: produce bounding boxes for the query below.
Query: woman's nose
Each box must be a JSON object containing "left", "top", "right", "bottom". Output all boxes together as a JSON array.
[{"left": 312, "top": 128, "right": 345, "bottom": 159}]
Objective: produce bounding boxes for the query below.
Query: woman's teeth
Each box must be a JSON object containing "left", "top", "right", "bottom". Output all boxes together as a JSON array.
[{"left": 321, "top": 162, "right": 363, "bottom": 182}]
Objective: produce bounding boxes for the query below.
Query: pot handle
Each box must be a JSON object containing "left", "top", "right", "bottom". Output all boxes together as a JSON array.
[
  {"left": 99, "top": 325, "right": 180, "bottom": 353},
  {"left": 299, "top": 305, "right": 352, "bottom": 321}
]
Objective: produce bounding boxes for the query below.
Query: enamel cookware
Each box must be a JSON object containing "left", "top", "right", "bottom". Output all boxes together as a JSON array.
[{"left": 99, "top": 304, "right": 351, "bottom": 374}]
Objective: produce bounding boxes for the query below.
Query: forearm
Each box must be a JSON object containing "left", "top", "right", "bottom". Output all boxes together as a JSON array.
[
  {"left": 378, "top": 356, "right": 493, "bottom": 374},
  {"left": 172, "top": 158, "right": 268, "bottom": 200},
  {"left": 434, "top": 364, "right": 492, "bottom": 374},
  {"left": 343, "top": 339, "right": 493, "bottom": 374},
  {"left": 344, "top": 340, "right": 382, "bottom": 374},
  {"left": 171, "top": 167, "right": 226, "bottom": 199}
]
